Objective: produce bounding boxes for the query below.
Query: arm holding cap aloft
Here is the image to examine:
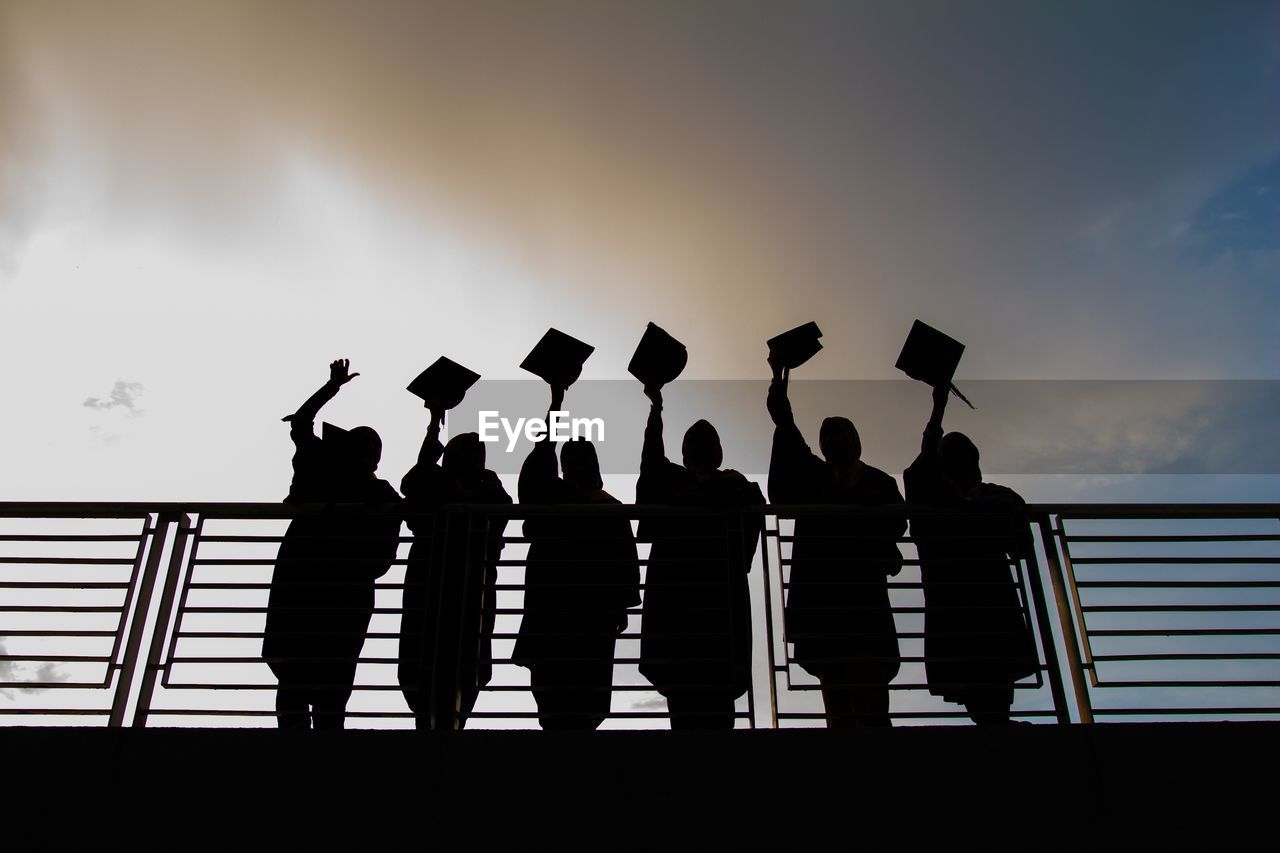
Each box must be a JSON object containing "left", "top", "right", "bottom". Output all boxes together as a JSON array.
[
  {"left": 417, "top": 407, "right": 446, "bottom": 468},
  {"left": 922, "top": 381, "right": 949, "bottom": 457},
  {"left": 641, "top": 384, "right": 669, "bottom": 474},
  {"left": 518, "top": 382, "right": 567, "bottom": 503}
]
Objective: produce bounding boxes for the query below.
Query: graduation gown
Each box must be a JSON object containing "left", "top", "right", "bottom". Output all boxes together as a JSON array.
[
  {"left": 398, "top": 438, "right": 511, "bottom": 717},
  {"left": 637, "top": 409, "right": 764, "bottom": 701},
  {"left": 264, "top": 417, "right": 402, "bottom": 693},
  {"left": 514, "top": 440, "right": 640, "bottom": 679},
  {"left": 766, "top": 382, "right": 904, "bottom": 684},
  {"left": 903, "top": 423, "right": 1038, "bottom": 702}
]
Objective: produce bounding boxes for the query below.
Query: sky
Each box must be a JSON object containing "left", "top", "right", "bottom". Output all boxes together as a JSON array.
[
  {"left": 1, "top": 0, "right": 1278, "bottom": 728},
  {"left": 1, "top": 0, "right": 1278, "bottom": 504}
]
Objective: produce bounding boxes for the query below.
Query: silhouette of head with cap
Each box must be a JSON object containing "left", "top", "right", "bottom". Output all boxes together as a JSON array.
[
  {"left": 818, "top": 417, "right": 861, "bottom": 469},
  {"left": 682, "top": 419, "right": 723, "bottom": 474},
  {"left": 443, "top": 432, "right": 486, "bottom": 480},
  {"left": 940, "top": 431, "right": 981, "bottom": 492},
  {"left": 560, "top": 438, "right": 603, "bottom": 493}
]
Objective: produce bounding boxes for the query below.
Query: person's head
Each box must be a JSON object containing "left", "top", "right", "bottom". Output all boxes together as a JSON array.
[
  {"left": 939, "top": 431, "right": 981, "bottom": 491},
  {"left": 560, "top": 437, "right": 603, "bottom": 492},
  {"left": 818, "top": 417, "right": 861, "bottom": 468},
  {"left": 347, "top": 426, "right": 383, "bottom": 474},
  {"left": 682, "top": 419, "right": 723, "bottom": 473},
  {"left": 442, "top": 432, "right": 486, "bottom": 479}
]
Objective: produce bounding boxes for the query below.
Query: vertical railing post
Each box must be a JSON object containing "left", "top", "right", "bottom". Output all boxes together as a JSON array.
[
  {"left": 1023, "top": 512, "right": 1070, "bottom": 724},
  {"left": 1036, "top": 515, "right": 1094, "bottom": 724},
  {"left": 725, "top": 507, "right": 752, "bottom": 729},
  {"left": 109, "top": 512, "right": 174, "bottom": 727},
  {"left": 130, "top": 513, "right": 193, "bottom": 727},
  {"left": 424, "top": 509, "right": 454, "bottom": 730},
  {"left": 757, "top": 512, "right": 781, "bottom": 729},
  {"left": 454, "top": 508, "right": 481, "bottom": 730}
]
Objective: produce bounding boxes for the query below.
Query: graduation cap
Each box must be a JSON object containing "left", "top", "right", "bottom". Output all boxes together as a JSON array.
[
  {"left": 406, "top": 356, "right": 480, "bottom": 409},
  {"left": 628, "top": 322, "right": 688, "bottom": 387},
  {"left": 320, "top": 422, "right": 356, "bottom": 459},
  {"left": 767, "top": 322, "right": 823, "bottom": 370},
  {"left": 520, "top": 328, "right": 594, "bottom": 385},
  {"left": 895, "top": 320, "right": 975, "bottom": 408}
]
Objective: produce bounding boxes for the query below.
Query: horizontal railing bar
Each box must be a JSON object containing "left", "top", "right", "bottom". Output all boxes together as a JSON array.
[
  {"left": 1094, "top": 680, "right": 1280, "bottom": 688},
  {"left": 0, "top": 681, "right": 114, "bottom": 688},
  {"left": 0, "top": 582, "right": 132, "bottom": 589},
  {"left": 1076, "top": 581, "right": 1280, "bottom": 588},
  {"left": 0, "top": 709, "right": 110, "bottom": 715},
  {"left": 175, "top": 631, "right": 401, "bottom": 640},
  {"left": 1092, "top": 653, "right": 1280, "bottom": 661},
  {"left": 0, "top": 534, "right": 147, "bottom": 542},
  {"left": 1043, "top": 504, "right": 1280, "bottom": 518},
  {"left": 1, "top": 501, "right": 1275, "bottom": 516},
  {"left": 0, "top": 654, "right": 113, "bottom": 662},
  {"left": 1088, "top": 628, "right": 1280, "bottom": 636},
  {"left": 1082, "top": 604, "right": 1280, "bottom": 612},
  {"left": 0, "top": 558, "right": 137, "bottom": 565},
  {"left": 0, "top": 625, "right": 117, "bottom": 630},
  {"left": 1089, "top": 708, "right": 1280, "bottom": 715},
  {"left": 777, "top": 710, "right": 1058, "bottom": 718},
  {"left": 1071, "top": 557, "right": 1280, "bottom": 565},
  {"left": 0, "top": 605, "right": 125, "bottom": 612},
  {"left": 1064, "top": 534, "right": 1280, "bottom": 543}
]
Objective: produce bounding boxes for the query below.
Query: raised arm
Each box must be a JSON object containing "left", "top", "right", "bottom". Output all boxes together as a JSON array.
[
  {"left": 921, "top": 382, "right": 949, "bottom": 457},
  {"left": 283, "top": 359, "right": 359, "bottom": 430},
  {"left": 765, "top": 352, "right": 823, "bottom": 502},
  {"left": 765, "top": 350, "right": 794, "bottom": 429},
  {"left": 518, "top": 383, "right": 566, "bottom": 503},
  {"left": 641, "top": 384, "right": 668, "bottom": 474},
  {"left": 417, "top": 407, "right": 446, "bottom": 468},
  {"left": 402, "top": 407, "right": 446, "bottom": 501}
]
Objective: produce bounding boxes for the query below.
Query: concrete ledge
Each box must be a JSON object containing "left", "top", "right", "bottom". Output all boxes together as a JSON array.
[{"left": 6, "top": 723, "right": 1274, "bottom": 850}]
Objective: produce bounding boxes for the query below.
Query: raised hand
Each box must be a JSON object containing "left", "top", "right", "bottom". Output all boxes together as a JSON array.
[{"left": 329, "top": 358, "right": 360, "bottom": 387}]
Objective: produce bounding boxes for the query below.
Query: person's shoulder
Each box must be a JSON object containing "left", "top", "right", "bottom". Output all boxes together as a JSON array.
[
  {"left": 862, "top": 464, "right": 897, "bottom": 486},
  {"left": 973, "top": 482, "right": 1025, "bottom": 507},
  {"left": 481, "top": 471, "right": 514, "bottom": 503},
  {"left": 369, "top": 478, "right": 403, "bottom": 503},
  {"left": 713, "top": 469, "right": 765, "bottom": 502}
]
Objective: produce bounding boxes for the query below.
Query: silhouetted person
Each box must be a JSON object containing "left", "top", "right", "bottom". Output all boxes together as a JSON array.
[
  {"left": 515, "top": 382, "right": 640, "bottom": 730},
  {"left": 399, "top": 407, "right": 512, "bottom": 729},
  {"left": 904, "top": 383, "right": 1037, "bottom": 725},
  {"left": 766, "top": 353, "right": 905, "bottom": 727},
  {"left": 637, "top": 384, "right": 764, "bottom": 730},
  {"left": 264, "top": 359, "right": 402, "bottom": 729}
]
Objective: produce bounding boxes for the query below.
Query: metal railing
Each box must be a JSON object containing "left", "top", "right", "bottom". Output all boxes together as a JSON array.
[{"left": 1, "top": 501, "right": 1276, "bottom": 727}]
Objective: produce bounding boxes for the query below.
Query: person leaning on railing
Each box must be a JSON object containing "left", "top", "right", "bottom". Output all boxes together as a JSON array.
[
  {"left": 903, "top": 382, "right": 1037, "bottom": 725},
  {"left": 765, "top": 350, "right": 905, "bottom": 728},
  {"left": 264, "top": 359, "right": 402, "bottom": 730}
]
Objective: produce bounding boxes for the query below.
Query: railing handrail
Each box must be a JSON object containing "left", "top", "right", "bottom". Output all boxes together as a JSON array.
[{"left": 2, "top": 500, "right": 1277, "bottom": 727}]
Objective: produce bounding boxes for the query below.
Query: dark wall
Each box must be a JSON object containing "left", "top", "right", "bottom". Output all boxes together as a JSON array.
[{"left": 7, "top": 723, "right": 1273, "bottom": 851}]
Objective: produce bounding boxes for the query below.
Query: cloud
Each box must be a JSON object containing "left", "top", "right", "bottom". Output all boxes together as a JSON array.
[
  {"left": 1179, "top": 155, "right": 1280, "bottom": 267},
  {"left": 630, "top": 694, "right": 668, "bottom": 711},
  {"left": 83, "top": 380, "right": 144, "bottom": 414},
  {"left": 0, "top": 637, "right": 67, "bottom": 699}
]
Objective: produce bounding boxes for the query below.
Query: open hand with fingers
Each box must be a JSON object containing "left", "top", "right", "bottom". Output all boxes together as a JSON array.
[{"left": 329, "top": 359, "right": 360, "bottom": 387}]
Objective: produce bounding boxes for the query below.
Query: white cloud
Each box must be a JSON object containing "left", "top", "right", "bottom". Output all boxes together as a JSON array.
[{"left": 83, "top": 380, "right": 145, "bottom": 414}]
